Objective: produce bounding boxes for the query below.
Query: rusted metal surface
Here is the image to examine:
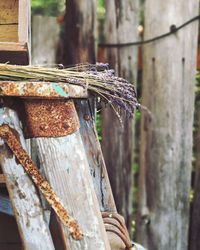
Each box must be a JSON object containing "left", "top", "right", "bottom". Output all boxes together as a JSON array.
[
  {"left": 102, "top": 212, "right": 133, "bottom": 250},
  {"left": 0, "top": 124, "right": 83, "bottom": 240},
  {"left": 0, "top": 81, "right": 88, "bottom": 99},
  {"left": 23, "top": 99, "right": 80, "bottom": 138}
]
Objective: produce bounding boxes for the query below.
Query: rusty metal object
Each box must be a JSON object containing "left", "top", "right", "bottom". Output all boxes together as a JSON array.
[
  {"left": 0, "top": 124, "right": 83, "bottom": 240},
  {"left": 102, "top": 212, "right": 134, "bottom": 249},
  {"left": 23, "top": 99, "right": 80, "bottom": 138},
  {"left": 0, "top": 81, "right": 88, "bottom": 99}
]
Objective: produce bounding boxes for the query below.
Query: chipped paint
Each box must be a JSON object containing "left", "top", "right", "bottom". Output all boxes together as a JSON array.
[{"left": 0, "top": 81, "right": 88, "bottom": 99}]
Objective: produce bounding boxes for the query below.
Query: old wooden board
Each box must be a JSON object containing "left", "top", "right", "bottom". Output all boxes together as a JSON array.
[
  {"left": 137, "top": 1, "right": 199, "bottom": 249},
  {"left": 34, "top": 129, "right": 111, "bottom": 250},
  {"left": 76, "top": 100, "right": 116, "bottom": 212},
  {"left": 0, "top": 107, "right": 55, "bottom": 250},
  {"left": 0, "top": 0, "right": 18, "bottom": 42}
]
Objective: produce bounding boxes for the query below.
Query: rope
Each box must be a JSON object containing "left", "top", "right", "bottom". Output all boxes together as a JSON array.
[{"left": 99, "top": 15, "right": 200, "bottom": 47}]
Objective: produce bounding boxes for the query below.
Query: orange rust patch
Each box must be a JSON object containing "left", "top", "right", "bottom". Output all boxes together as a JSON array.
[
  {"left": 0, "top": 124, "right": 83, "bottom": 240},
  {"left": 23, "top": 99, "right": 80, "bottom": 138}
]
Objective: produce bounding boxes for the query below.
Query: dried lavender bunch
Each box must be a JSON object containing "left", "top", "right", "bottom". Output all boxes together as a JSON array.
[{"left": 0, "top": 63, "right": 138, "bottom": 117}]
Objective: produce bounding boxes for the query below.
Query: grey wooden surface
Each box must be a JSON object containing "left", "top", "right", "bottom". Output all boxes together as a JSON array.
[
  {"left": 137, "top": 1, "right": 199, "bottom": 249},
  {"left": 0, "top": 108, "right": 55, "bottom": 250}
]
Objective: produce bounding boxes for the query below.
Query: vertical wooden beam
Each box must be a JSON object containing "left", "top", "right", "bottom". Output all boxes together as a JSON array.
[
  {"left": 137, "top": 1, "right": 198, "bottom": 249},
  {"left": 0, "top": 108, "right": 55, "bottom": 250},
  {"left": 64, "top": 0, "right": 116, "bottom": 214},
  {"left": 101, "top": 0, "right": 139, "bottom": 230}
]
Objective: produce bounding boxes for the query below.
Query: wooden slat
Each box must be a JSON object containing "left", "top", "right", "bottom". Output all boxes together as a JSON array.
[
  {"left": 0, "top": 107, "right": 55, "bottom": 250},
  {"left": 0, "top": 0, "right": 19, "bottom": 42},
  {"left": 0, "top": 0, "right": 18, "bottom": 24},
  {"left": 0, "top": 42, "right": 27, "bottom": 52},
  {"left": 77, "top": 100, "right": 116, "bottom": 212},
  {"left": 0, "top": 25, "right": 18, "bottom": 42},
  {"left": 35, "top": 127, "right": 111, "bottom": 250},
  {"left": 18, "top": 0, "right": 30, "bottom": 44}
]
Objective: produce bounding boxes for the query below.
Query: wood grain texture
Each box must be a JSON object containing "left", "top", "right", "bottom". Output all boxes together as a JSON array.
[
  {"left": 137, "top": 1, "right": 199, "bottom": 249},
  {"left": 0, "top": 25, "right": 18, "bottom": 42},
  {"left": 101, "top": 0, "right": 139, "bottom": 231},
  {"left": 0, "top": 0, "right": 18, "bottom": 24},
  {"left": 34, "top": 132, "right": 111, "bottom": 250},
  {"left": 32, "top": 16, "right": 60, "bottom": 65},
  {"left": 77, "top": 99, "right": 116, "bottom": 212},
  {"left": 0, "top": 108, "right": 55, "bottom": 250}
]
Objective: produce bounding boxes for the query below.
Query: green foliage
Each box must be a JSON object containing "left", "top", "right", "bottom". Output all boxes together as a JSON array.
[
  {"left": 31, "top": 0, "right": 65, "bottom": 16},
  {"left": 195, "top": 72, "right": 200, "bottom": 102},
  {"left": 96, "top": 113, "right": 102, "bottom": 142},
  {"left": 97, "top": 0, "right": 105, "bottom": 19}
]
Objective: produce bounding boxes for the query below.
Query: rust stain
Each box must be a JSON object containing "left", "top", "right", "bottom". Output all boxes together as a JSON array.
[
  {"left": 0, "top": 81, "right": 88, "bottom": 99},
  {"left": 0, "top": 124, "right": 83, "bottom": 240},
  {"left": 23, "top": 99, "right": 80, "bottom": 138}
]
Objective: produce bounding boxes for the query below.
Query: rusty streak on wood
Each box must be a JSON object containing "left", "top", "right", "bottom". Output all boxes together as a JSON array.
[
  {"left": 0, "top": 123, "right": 83, "bottom": 240},
  {"left": 0, "top": 108, "right": 55, "bottom": 250},
  {"left": 0, "top": 81, "right": 88, "bottom": 99}
]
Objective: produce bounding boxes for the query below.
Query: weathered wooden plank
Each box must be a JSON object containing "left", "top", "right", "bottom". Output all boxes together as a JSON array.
[
  {"left": 18, "top": 0, "right": 30, "bottom": 44},
  {"left": 0, "top": 25, "right": 18, "bottom": 42},
  {"left": 32, "top": 15, "right": 60, "bottom": 65},
  {"left": 77, "top": 100, "right": 116, "bottom": 212},
  {"left": 0, "top": 107, "right": 55, "bottom": 250},
  {"left": 0, "top": 0, "right": 18, "bottom": 24},
  {"left": 137, "top": 1, "right": 199, "bottom": 249},
  {"left": 0, "top": 42, "right": 27, "bottom": 52},
  {"left": 101, "top": 0, "right": 139, "bottom": 231},
  {"left": 34, "top": 131, "right": 111, "bottom": 250}
]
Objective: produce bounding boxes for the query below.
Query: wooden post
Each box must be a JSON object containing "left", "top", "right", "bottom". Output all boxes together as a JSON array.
[
  {"left": 63, "top": 0, "right": 117, "bottom": 214},
  {"left": 101, "top": 0, "right": 139, "bottom": 230},
  {"left": 137, "top": 1, "right": 199, "bottom": 249}
]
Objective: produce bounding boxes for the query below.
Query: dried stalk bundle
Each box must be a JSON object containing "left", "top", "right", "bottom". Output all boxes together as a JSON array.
[{"left": 0, "top": 63, "right": 138, "bottom": 117}]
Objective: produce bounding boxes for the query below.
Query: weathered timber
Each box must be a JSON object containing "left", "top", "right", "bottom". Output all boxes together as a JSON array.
[
  {"left": 0, "top": 0, "right": 18, "bottom": 42},
  {"left": 64, "top": 0, "right": 116, "bottom": 215},
  {"left": 101, "top": 0, "right": 139, "bottom": 231},
  {"left": 0, "top": 0, "right": 30, "bottom": 64},
  {"left": 77, "top": 99, "right": 116, "bottom": 212},
  {"left": 63, "top": 0, "right": 96, "bottom": 64},
  {"left": 0, "top": 107, "right": 55, "bottom": 250},
  {"left": 137, "top": 1, "right": 199, "bottom": 249},
  {"left": 34, "top": 132, "right": 111, "bottom": 250},
  {"left": 32, "top": 16, "right": 60, "bottom": 65}
]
